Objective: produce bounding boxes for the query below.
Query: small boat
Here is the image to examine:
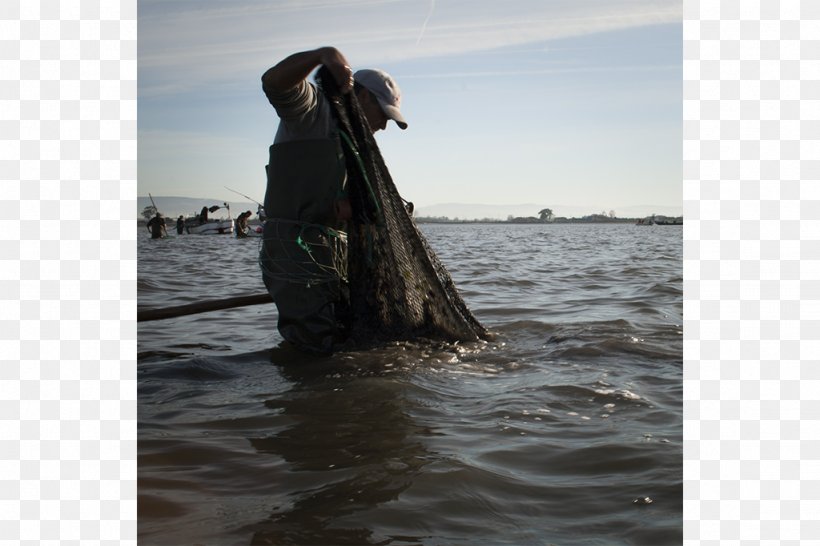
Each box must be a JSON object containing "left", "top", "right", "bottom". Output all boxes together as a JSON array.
[
  {"left": 187, "top": 219, "right": 234, "bottom": 235},
  {"left": 185, "top": 203, "right": 234, "bottom": 235}
]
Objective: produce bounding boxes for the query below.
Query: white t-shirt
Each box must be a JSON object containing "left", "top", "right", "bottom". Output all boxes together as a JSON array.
[{"left": 265, "top": 80, "right": 337, "bottom": 144}]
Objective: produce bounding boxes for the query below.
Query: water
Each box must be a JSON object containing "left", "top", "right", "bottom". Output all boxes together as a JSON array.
[{"left": 138, "top": 223, "right": 682, "bottom": 545}]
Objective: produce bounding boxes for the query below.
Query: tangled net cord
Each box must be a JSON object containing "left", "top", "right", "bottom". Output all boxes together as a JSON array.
[{"left": 258, "top": 219, "right": 348, "bottom": 288}]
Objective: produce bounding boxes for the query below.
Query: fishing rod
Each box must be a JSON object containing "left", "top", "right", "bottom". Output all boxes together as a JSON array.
[
  {"left": 224, "top": 185, "right": 414, "bottom": 215},
  {"left": 225, "top": 186, "right": 263, "bottom": 207},
  {"left": 222, "top": 189, "right": 413, "bottom": 226}
]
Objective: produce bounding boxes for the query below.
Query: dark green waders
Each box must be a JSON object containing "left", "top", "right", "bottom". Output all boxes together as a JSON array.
[{"left": 259, "top": 138, "right": 349, "bottom": 354}]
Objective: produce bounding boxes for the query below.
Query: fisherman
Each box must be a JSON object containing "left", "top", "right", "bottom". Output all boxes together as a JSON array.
[
  {"left": 176, "top": 215, "right": 185, "bottom": 235},
  {"left": 235, "top": 210, "right": 252, "bottom": 238},
  {"left": 259, "top": 46, "right": 407, "bottom": 353},
  {"left": 199, "top": 206, "right": 209, "bottom": 224},
  {"left": 146, "top": 212, "right": 166, "bottom": 239}
]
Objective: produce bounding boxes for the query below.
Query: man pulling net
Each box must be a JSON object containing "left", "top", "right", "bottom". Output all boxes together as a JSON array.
[{"left": 259, "top": 46, "right": 487, "bottom": 354}]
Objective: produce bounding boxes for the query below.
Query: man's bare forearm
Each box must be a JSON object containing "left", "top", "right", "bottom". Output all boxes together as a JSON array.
[{"left": 262, "top": 46, "right": 354, "bottom": 94}]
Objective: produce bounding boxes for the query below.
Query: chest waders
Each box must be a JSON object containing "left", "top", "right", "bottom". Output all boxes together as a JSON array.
[{"left": 259, "top": 137, "right": 350, "bottom": 354}]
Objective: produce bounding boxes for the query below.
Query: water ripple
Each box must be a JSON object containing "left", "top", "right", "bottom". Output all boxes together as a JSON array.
[{"left": 138, "top": 223, "right": 682, "bottom": 545}]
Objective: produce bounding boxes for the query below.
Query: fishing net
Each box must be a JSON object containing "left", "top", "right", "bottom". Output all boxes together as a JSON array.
[
  {"left": 316, "top": 66, "right": 489, "bottom": 344},
  {"left": 258, "top": 219, "right": 348, "bottom": 287}
]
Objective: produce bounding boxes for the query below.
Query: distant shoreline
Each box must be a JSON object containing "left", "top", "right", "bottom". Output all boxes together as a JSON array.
[
  {"left": 137, "top": 217, "right": 683, "bottom": 227},
  {"left": 413, "top": 217, "right": 682, "bottom": 225}
]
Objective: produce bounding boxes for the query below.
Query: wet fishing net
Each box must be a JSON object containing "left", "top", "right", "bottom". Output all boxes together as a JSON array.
[
  {"left": 316, "top": 66, "right": 488, "bottom": 345},
  {"left": 258, "top": 219, "right": 348, "bottom": 287}
]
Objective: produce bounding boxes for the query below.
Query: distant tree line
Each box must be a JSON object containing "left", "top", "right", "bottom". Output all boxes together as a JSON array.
[{"left": 414, "top": 208, "right": 657, "bottom": 224}]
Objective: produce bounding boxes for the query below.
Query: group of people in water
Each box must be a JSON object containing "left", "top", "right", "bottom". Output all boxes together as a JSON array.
[{"left": 146, "top": 206, "right": 265, "bottom": 239}]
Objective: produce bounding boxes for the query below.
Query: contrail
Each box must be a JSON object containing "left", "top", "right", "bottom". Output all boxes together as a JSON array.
[{"left": 416, "top": 0, "right": 435, "bottom": 46}]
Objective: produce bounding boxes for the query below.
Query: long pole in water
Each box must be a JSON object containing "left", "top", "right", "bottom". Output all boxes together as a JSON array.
[
  {"left": 225, "top": 186, "right": 263, "bottom": 207},
  {"left": 138, "top": 292, "right": 272, "bottom": 322}
]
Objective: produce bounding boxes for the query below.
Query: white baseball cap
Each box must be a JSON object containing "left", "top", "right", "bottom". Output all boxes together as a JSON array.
[{"left": 354, "top": 68, "right": 407, "bottom": 130}]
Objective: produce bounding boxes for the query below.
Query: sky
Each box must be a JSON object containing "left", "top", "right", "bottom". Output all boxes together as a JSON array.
[{"left": 138, "top": 0, "right": 682, "bottom": 219}]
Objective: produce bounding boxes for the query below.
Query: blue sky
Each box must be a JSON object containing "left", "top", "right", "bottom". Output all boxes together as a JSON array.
[{"left": 138, "top": 0, "right": 681, "bottom": 218}]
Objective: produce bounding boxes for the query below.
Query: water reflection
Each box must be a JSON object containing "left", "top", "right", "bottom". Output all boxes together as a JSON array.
[{"left": 246, "top": 353, "right": 431, "bottom": 545}]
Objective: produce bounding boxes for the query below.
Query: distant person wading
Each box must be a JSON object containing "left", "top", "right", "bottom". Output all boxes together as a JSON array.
[
  {"left": 147, "top": 212, "right": 167, "bottom": 239},
  {"left": 235, "top": 210, "right": 253, "bottom": 238}
]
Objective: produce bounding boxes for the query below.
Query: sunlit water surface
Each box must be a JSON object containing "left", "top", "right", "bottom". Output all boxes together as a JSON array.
[{"left": 138, "top": 223, "right": 682, "bottom": 545}]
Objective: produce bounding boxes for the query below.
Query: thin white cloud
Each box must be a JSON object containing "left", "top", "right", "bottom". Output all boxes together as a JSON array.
[
  {"left": 416, "top": 0, "right": 436, "bottom": 46},
  {"left": 138, "top": 0, "right": 680, "bottom": 97}
]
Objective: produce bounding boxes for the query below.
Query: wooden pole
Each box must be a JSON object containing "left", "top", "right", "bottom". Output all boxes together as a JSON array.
[{"left": 138, "top": 292, "right": 273, "bottom": 322}]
